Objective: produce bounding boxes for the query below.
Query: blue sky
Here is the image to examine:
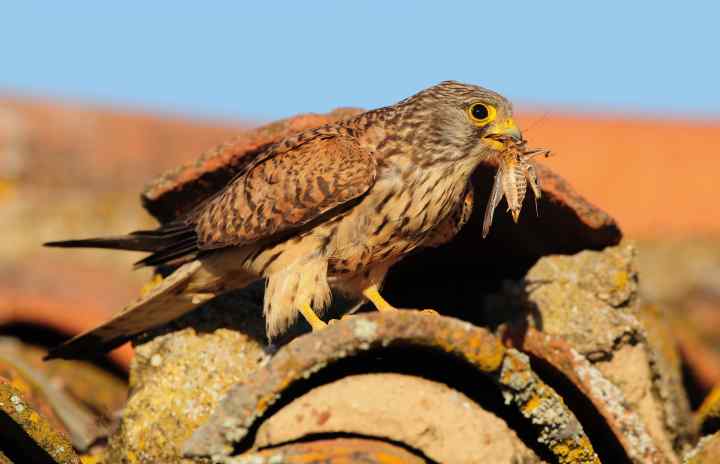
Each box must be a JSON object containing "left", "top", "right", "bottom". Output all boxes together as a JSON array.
[{"left": 2, "top": 2, "right": 719, "bottom": 121}]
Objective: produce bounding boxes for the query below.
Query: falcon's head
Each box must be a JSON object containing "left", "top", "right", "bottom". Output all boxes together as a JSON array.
[{"left": 400, "top": 80, "right": 522, "bottom": 162}]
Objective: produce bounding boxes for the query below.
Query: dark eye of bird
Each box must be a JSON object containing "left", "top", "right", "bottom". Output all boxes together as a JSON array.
[{"left": 471, "top": 103, "right": 489, "bottom": 120}]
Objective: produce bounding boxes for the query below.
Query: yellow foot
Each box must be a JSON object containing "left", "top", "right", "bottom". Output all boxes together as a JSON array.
[
  {"left": 299, "top": 303, "right": 327, "bottom": 331},
  {"left": 362, "top": 285, "right": 397, "bottom": 312},
  {"left": 140, "top": 273, "right": 164, "bottom": 297}
]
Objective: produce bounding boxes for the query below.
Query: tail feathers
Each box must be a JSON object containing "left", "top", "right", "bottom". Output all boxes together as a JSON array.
[
  {"left": 45, "top": 225, "right": 199, "bottom": 269},
  {"left": 44, "top": 234, "right": 169, "bottom": 252},
  {"left": 132, "top": 237, "right": 199, "bottom": 269},
  {"left": 44, "top": 222, "right": 196, "bottom": 253},
  {"left": 44, "top": 261, "right": 212, "bottom": 360}
]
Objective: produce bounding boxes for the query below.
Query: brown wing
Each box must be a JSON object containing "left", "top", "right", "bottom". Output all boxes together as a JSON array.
[{"left": 192, "top": 129, "right": 377, "bottom": 249}]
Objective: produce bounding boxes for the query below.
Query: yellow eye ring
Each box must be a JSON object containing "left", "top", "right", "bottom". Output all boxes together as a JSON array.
[{"left": 467, "top": 102, "right": 496, "bottom": 126}]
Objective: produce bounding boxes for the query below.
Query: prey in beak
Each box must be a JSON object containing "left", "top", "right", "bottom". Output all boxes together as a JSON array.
[
  {"left": 481, "top": 135, "right": 551, "bottom": 238},
  {"left": 482, "top": 118, "right": 522, "bottom": 150}
]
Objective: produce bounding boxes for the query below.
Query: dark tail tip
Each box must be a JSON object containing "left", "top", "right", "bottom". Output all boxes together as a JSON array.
[
  {"left": 44, "top": 333, "right": 131, "bottom": 361},
  {"left": 44, "top": 238, "right": 119, "bottom": 249},
  {"left": 43, "top": 235, "right": 160, "bottom": 252},
  {"left": 44, "top": 240, "right": 81, "bottom": 248}
]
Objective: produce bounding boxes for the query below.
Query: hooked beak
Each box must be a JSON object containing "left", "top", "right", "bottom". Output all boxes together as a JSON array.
[
  {"left": 511, "top": 209, "right": 520, "bottom": 223},
  {"left": 487, "top": 118, "right": 522, "bottom": 140},
  {"left": 484, "top": 118, "right": 523, "bottom": 149}
]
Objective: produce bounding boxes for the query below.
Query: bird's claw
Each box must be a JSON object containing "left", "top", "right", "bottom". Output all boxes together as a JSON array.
[
  {"left": 328, "top": 313, "right": 356, "bottom": 325},
  {"left": 396, "top": 307, "right": 440, "bottom": 316}
]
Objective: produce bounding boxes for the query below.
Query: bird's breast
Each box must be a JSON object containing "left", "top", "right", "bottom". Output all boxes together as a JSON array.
[{"left": 327, "top": 161, "right": 471, "bottom": 274}]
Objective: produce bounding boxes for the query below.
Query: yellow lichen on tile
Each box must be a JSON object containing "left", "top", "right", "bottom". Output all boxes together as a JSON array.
[
  {"left": 521, "top": 394, "right": 543, "bottom": 415},
  {"left": 80, "top": 454, "right": 103, "bottom": 464},
  {"left": 614, "top": 270, "right": 629, "bottom": 291},
  {"left": 552, "top": 436, "right": 599, "bottom": 464}
]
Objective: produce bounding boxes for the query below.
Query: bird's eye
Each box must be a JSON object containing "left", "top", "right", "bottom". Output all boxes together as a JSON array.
[{"left": 467, "top": 102, "right": 496, "bottom": 125}]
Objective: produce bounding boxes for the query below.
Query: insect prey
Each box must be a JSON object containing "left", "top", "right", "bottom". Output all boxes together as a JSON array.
[{"left": 482, "top": 138, "right": 551, "bottom": 238}]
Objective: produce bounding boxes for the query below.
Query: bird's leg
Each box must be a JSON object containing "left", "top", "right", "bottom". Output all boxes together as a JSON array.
[
  {"left": 299, "top": 302, "right": 327, "bottom": 331},
  {"left": 362, "top": 285, "right": 438, "bottom": 316},
  {"left": 362, "top": 284, "right": 397, "bottom": 312}
]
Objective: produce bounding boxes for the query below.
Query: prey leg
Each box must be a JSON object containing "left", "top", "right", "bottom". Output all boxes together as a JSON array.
[{"left": 299, "top": 303, "right": 327, "bottom": 331}]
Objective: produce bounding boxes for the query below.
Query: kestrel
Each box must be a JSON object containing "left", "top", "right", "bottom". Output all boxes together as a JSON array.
[{"left": 45, "top": 81, "right": 526, "bottom": 359}]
